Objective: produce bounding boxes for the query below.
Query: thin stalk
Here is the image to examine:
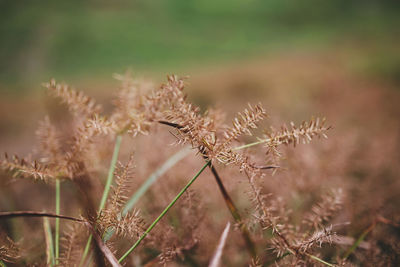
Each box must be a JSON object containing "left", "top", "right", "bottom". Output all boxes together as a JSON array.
[
  {"left": 79, "top": 134, "right": 122, "bottom": 266},
  {"left": 43, "top": 217, "right": 55, "bottom": 266},
  {"left": 305, "top": 252, "right": 334, "bottom": 267},
  {"left": 99, "top": 134, "right": 123, "bottom": 211},
  {"left": 284, "top": 248, "right": 334, "bottom": 267},
  {"left": 80, "top": 236, "right": 93, "bottom": 267},
  {"left": 118, "top": 161, "right": 211, "bottom": 263},
  {"left": 232, "top": 126, "right": 327, "bottom": 151},
  {"left": 209, "top": 222, "right": 231, "bottom": 267},
  {"left": 343, "top": 222, "right": 376, "bottom": 260},
  {"left": 207, "top": 160, "right": 256, "bottom": 258},
  {"left": 0, "top": 211, "right": 83, "bottom": 221},
  {"left": 55, "top": 179, "right": 60, "bottom": 264},
  {"left": 232, "top": 139, "right": 266, "bottom": 151},
  {"left": 123, "top": 147, "right": 191, "bottom": 215},
  {"left": 233, "top": 128, "right": 308, "bottom": 151},
  {"left": 103, "top": 147, "right": 191, "bottom": 242},
  {"left": 158, "top": 120, "right": 256, "bottom": 257}
]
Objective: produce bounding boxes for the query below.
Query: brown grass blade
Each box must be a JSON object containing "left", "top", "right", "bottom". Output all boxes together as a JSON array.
[{"left": 208, "top": 222, "right": 231, "bottom": 267}]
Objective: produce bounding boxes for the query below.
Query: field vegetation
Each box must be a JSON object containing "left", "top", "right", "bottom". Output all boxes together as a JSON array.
[{"left": 0, "top": 1, "right": 399, "bottom": 266}]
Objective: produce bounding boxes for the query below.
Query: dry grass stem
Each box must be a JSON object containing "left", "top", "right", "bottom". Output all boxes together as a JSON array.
[{"left": 2, "top": 71, "right": 393, "bottom": 266}]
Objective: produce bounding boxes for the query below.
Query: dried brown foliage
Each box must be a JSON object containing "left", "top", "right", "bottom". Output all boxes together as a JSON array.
[
  {"left": 1, "top": 69, "right": 398, "bottom": 267},
  {"left": 0, "top": 234, "right": 20, "bottom": 263},
  {"left": 155, "top": 190, "right": 202, "bottom": 266},
  {"left": 1, "top": 153, "right": 57, "bottom": 181},
  {"left": 45, "top": 79, "right": 102, "bottom": 117},
  {"left": 99, "top": 155, "right": 146, "bottom": 240}
]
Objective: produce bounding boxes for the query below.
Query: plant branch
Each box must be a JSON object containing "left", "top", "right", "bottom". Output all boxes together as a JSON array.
[
  {"left": 118, "top": 161, "right": 211, "bottom": 263},
  {"left": 207, "top": 158, "right": 256, "bottom": 257},
  {"left": 123, "top": 146, "right": 191, "bottom": 215},
  {"left": 103, "top": 147, "right": 192, "bottom": 242},
  {"left": 0, "top": 211, "right": 84, "bottom": 221},
  {"left": 159, "top": 120, "right": 257, "bottom": 257}
]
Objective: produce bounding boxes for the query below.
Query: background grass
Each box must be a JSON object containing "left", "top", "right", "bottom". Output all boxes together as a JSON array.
[{"left": 1, "top": 0, "right": 399, "bottom": 91}]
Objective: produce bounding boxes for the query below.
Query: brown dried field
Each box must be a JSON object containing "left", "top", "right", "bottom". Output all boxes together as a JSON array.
[{"left": 1, "top": 48, "right": 399, "bottom": 266}]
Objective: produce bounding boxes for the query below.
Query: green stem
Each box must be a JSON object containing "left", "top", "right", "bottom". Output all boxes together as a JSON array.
[
  {"left": 305, "top": 252, "right": 334, "bottom": 267},
  {"left": 99, "top": 135, "right": 123, "bottom": 212},
  {"left": 103, "top": 147, "right": 191, "bottom": 242},
  {"left": 80, "top": 235, "right": 92, "bottom": 266},
  {"left": 79, "top": 134, "right": 122, "bottom": 266},
  {"left": 285, "top": 248, "right": 334, "bottom": 267},
  {"left": 232, "top": 139, "right": 266, "bottom": 151},
  {"left": 123, "top": 147, "right": 191, "bottom": 215},
  {"left": 55, "top": 179, "right": 60, "bottom": 264},
  {"left": 343, "top": 223, "right": 375, "bottom": 259},
  {"left": 118, "top": 161, "right": 211, "bottom": 263},
  {"left": 43, "top": 217, "right": 55, "bottom": 266},
  {"left": 233, "top": 129, "right": 304, "bottom": 151}
]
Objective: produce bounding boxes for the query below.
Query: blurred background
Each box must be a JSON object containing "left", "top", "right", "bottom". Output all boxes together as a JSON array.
[
  {"left": 1, "top": 0, "right": 399, "bottom": 130},
  {"left": 1, "top": 1, "right": 400, "bottom": 265},
  {"left": 1, "top": 0, "right": 399, "bottom": 149},
  {"left": 1, "top": 0, "right": 399, "bottom": 88}
]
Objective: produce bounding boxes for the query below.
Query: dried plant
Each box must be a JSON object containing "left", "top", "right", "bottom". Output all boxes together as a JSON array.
[
  {"left": 262, "top": 117, "right": 331, "bottom": 161},
  {"left": 2, "top": 71, "right": 397, "bottom": 267},
  {"left": 58, "top": 224, "right": 85, "bottom": 266},
  {"left": 296, "top": 225, "right": 337, "bottom": 254},
  {"left": 45, "top": 79, "right": 102, "bottom": 117},
  {"left": 98, "top": 155, "right": 146, "bottom": 242},
  {"left": 1, "top": 153, "right": 57, "bottom": 181},
  {"left": 245, "top": 169, "right": 344, "bottom": 266},
  {"left": 154, "top": 189, "right": 203, "bottom": 266},
  {"left": 35, "top": 116, "right": 62, "bottom": 165},
  {"left": 303, "top": 188, "right": 344, "bottom": 229},
  {"left": 221, "top": 103, "right": 267, "bottom": 146},
  {"left": 0, "top": 235, "right": 20, "bottom": 263}
]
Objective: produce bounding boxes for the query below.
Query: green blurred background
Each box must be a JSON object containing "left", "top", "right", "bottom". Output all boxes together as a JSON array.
[{"left": 1, "top": 0, "right": 399, "bottom": 91}]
